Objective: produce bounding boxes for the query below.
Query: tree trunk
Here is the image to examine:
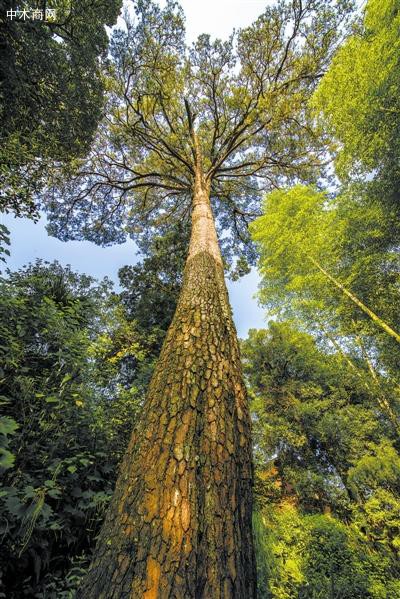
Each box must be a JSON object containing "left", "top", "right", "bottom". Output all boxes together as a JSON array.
[
  {"left": 318, "top": 321, "right": 400, "bottom": 434},
  {"left": 308, "top": 255, "right": 400, "bottom": 344},
  {"left": 76, "top": 168, "right": 256, "bottom": 598}
]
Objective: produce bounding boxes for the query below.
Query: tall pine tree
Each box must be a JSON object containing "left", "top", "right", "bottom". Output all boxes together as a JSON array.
[{"left": 44, "top": 1, "right": 352, "bottom": 595}]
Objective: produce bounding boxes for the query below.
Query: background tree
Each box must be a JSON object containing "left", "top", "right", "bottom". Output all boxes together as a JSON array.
[
  {"left": 243, "top": 323, "right": 400, "bottom": 599},
  {"left": 0, "top": 0, "right": 122, "bottom": 217},
  {"left": 309, "top": 0, "right": 400, "bottom": 377},
  {"left": 247, "top": 4, "right": 400, "bottom": 588},
  {"left": 250, "top": 185, "right": 400, "bottom": 383},
  {"left": 250, "top": 0, "right": 400, "bottom": 388},
  {"left": 311, "top": 0, "right": 400, "bottom": 189},
  {"left": 119, "top": 222, "right": 188, "bottom": 359},
  {"left": 0, "top": 261, "right": 149, "bottom": 597}
]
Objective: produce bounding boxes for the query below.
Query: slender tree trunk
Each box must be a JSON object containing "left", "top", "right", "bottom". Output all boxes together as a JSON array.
[
  {"left": 318, "top": 322, "right": 400, "bottom": 434},
  {"left": 308, "top": 255, "right": 400, "bottom": 344},
  {"left": 76, "top": 167, "right": 256, "bottom": 597},
  {"left": 352, "top": 327, "right": 400, "bottom": 435}
]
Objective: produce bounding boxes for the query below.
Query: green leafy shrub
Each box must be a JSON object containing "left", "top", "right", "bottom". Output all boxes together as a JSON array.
[{"left": 0, "top": 261, "right": 145, "bottom": 597}]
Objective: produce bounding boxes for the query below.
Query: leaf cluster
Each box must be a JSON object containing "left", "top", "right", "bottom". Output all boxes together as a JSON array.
[
  {"left": 244, "top": 323, "right": 400, "bottom": 598},
  {"left": 0, "top": 260, "right": 147, "bottom": 597},
  {"left": 0, "top": 0, "right": 122, "bottom": 217}
]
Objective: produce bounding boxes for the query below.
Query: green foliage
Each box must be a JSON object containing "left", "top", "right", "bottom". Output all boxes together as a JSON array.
[
  {"left": 0, "top": 415, "right": 18, "bottom": 470},
  {"left": 250, "top": 184, "right": 400, "bottom": 380},
  {"left": 244, "top": 323, "right": 400, "bottom": 597},
  {"left": 348, "top": 441, "right": 400, "bottom": 498},
  {"left": 255, "top": 506, "right": 400, "bottom": 599},
  {"left": 254, "top": 506, "right": 376, "bottom": 599},
  {"left": 312, "top": 0, "right": 400, "bottom": 183},
  {"left": 0, "top": 0, "right": 122, "bottom": 217},
  {"left": 0, "top": 224, "right": 10, "bottom": 268},
  {"left": 119, "top": 223, "right": 187, "bottom": 357},
  {"left": 0, "top": 261, "right": 146, "bottom": 597},
  {"left": 251, "top": 184, "right": 378, "bottom": 317}
]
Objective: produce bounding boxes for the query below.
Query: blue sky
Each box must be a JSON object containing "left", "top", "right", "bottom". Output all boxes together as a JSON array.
[
  {"left": 1, "top": 212, "right": 266, "bottom": 338},
  {"left": 1, "top": 0, "right": 270, "bottom": 338}
]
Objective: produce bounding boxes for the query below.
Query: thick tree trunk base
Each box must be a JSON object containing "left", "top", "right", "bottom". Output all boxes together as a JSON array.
[{"left": 76, "top": 248, "right": 256, "bottom": 598}]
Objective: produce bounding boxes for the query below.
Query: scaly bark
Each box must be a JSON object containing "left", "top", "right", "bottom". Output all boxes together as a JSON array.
[{"left": 76, "top": 166, "right": 256, "bottom": 598}]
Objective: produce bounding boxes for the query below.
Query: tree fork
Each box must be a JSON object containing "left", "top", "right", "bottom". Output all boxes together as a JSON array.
[{"left": 76, "top": 165, "right": 256, "bottom": 598}]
